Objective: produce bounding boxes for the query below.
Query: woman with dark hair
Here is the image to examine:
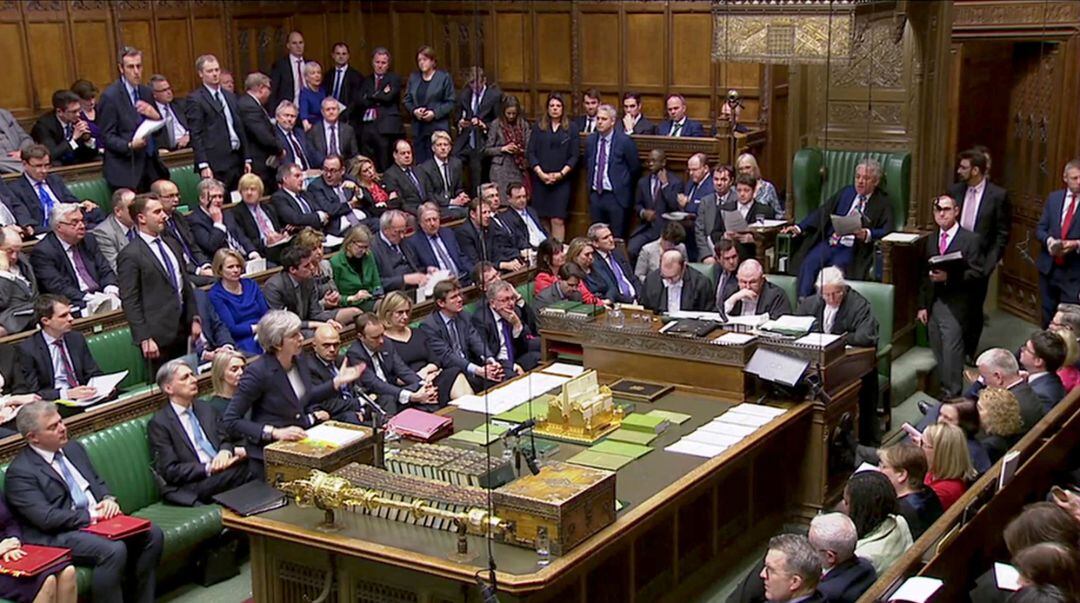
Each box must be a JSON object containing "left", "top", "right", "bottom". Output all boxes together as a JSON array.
[
  {"left": 844, "top": 470, "right": 913, "bottom": 573},
  {"left": 938, "top": 397, "right": 992, "bottom": 473},
  {"left": 533, "top": 238, "right": 600, "bottom": 305},
  {"left": 1012, "top": 543, "right": 1080, "bottom": 602},
  {"left": 486, "top": 95, "right": 531, "bottom": 200},
  {"left": 878, "top": 442, "right": 944, "bottom": 540},
  {"left": 527, "top": 92, "right": 579, "bottom": 242},
  {"left": 69, "top": 79, "right": 102, "bottom": 150},
  {"left": 404, "top": 46, "right": 455, "bottom": 164}
]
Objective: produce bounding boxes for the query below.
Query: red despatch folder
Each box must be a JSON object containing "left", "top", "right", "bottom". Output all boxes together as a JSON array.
[
  {"left": 386, "top": 408, "right": 453, "bottom": 442},
  {"left": 80, "top": 515, "right": 151, "bottom": 540},
  {"left": 0, "top": 545, "right": 71, "bottom": 577}
]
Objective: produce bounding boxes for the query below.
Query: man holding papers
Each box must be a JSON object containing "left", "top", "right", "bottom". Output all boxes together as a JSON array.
[
  {"left": 19, "top": 295, "right": 104, "bottom": 403},
  {"left": 148, "top": 359, "right": 253, "bottom": 506},
  {"left": 710, "top": 173, "right": 774, "bottom": 261},
  {"left": 6, "top": 401, "right": 163, "bottom": 603},
  {"left": 723, "top": 259, "right": 791, "bottom": 320},
  {"left": 641, "top": 250, "right": 713, "bottom": 314}
]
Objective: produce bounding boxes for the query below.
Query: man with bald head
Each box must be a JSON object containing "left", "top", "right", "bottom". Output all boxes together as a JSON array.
[
  {"left": 723, "top": 259, "right": 791, "bottom": 319},
  {"left": 585, "top": 103, "right": 640, "bottom": 238},
  {"left": 297, "top": 324, "right": 367, "bottom": 424},
  {"left": 641, "top": 249, "right": 712, "bottom": 313},
  {"left": 628, "top": 148, "right": 682, "bottom": 260},
  {"left": 151, "top": 179, "right": 213, "bottom": 285}
]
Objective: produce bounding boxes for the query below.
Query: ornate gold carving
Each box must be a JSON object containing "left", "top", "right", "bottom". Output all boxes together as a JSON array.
[
  {"left": 713, "top": 12, "right": 853, "bottom": 64},
  {"left": 827, "top": 101, "right": 903, "bottom": 126},
  {"left": 828, "top": 19, "right": 903, "bottom": 89},
  {"left": 953, "top": 1, "right": 1080, "bottom": 29}
]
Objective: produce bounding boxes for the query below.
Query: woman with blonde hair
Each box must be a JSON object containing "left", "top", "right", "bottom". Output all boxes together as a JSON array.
[
  {"left": 735, "top": 153, "right": 782, "bottom": 217},
  {"left": 202, "top": 349, "right": 246, "bottom": 414},
  {"left": 330, "top": 225, "right": 382, "bottom": 311},
  {"left": 376, "top": 291, "right": 471, "bottom": 402},
  {"left": 920, "top": 422, "right": 976, "bottom": 510},
  {"left": 976, "top": 386, "right": 1024, "bottom": 463},
  {"left": 348, "top": 155, "right": 392, "bottom": 215},
  {"left": 208, "top": 248, "right": 270, "bottom": 354},
  {"left": 1049, "top": 306, "right": 1080, "bottom": 392},
  {"left": 299, "top": 60, "right": 325, "bottom": 131}
]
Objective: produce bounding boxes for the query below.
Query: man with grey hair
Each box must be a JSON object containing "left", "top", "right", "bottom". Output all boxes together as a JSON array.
[
  {"left": 186, "top": 53, "right": 250, "bottom": 191},
  {"left": 92, "top": 188, "right": 137, "bottom": 270},
  {"left": 760, "top": 534, "right": 826, "bottom": 602},
  {"left": 372, "top": 209, "right": 429, "bottom": 291},
  {"left": 98, "top": 45, "right": 165, "bottom": 192},
  {"left": 308, "top": 95, "right": 358, "bottom": 165},
  {"left": 724, "top": 258, "right": 791, "bottom": 319},
  {"left": 148, "top": 359, "right": 252, "bottom": 505},
  {"left": 641, "top": 249, "right": 713, "bottom": 313},
  {"left": 588, "top": 222, "right": 640, "bottom": 304},
  {"left": 585, "top": 103, "right": 640, "bottom": 238},
  {"left": 471, "top": 279, "right": 540, "bottom": 375},
  {"left": 237, "top": 71, "right": 283, "bottom": 191},
  {"left": 148, "top": 74, "right": 189, "bottom": 151},
  {"left": 30, "top": 202, "right": 119, "bottom": 311},
  {"left": 6, "top": 400, "right": 164, "bottom": 603},
  {"left": 187, "top": 177, "right": 259, "bottom": 260},
  {"left": 417, "top": 129, "right": 469, "bottom": 220},
  {"left": 782, "top": 157, "right": 895, "bottom": 298}
]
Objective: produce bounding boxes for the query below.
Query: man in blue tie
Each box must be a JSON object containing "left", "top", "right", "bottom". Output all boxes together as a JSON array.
[
  {"left": 11, "top": 144, "right": 102, "bottom": 234},
  {"left": 97, "top": 45, "right": 166, "bottom": 192},
  {"left": 148, "top": 359, "right": 252, "bottom": 506},
  {"left": 584, "top": 104, "right": 640, "bottom": 239}
]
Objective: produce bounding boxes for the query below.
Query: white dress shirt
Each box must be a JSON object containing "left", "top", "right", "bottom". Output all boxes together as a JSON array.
[
  {"left": 29, "top": 443, "right": 99, "bottom": 511},
  {"left": 664, "top": 278, "right": 683, "bottom": 313},
  {"left": 170, "top": 401, "right": 214, "bottom": 465},
  {"left": 138, "top": 230, "right": 183, "bottom": 293},
  {"left": 823, "top": 304, "right": 839, "bottom": 334},
  {"left": 517, "top": 208, "right": 545, "bottom": 247}
]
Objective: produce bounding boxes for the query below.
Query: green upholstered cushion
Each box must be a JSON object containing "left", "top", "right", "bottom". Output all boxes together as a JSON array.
[
  {"left": 170, "top": 166, "right": 201, "bottom": 206},
  {"left": 847, "top": 280, "right": 895, "bottom": 376},
  {"left": 79, "top": 416, "right": 159, "bottom": 512},
  {"left": 133, "top": 502, "right": 223, "bottom": 559},
  {"left": 790, "top": 148, "right": 911, "bottom": 231},
  {"left": 86, "top": 327, "right": 148, "bottom": 389},
  {"left": 67, "top": 178, "right": 113, "bottom": 214},
  {"left": 764, "top": 274, "right": 797, "bottom": 310}
]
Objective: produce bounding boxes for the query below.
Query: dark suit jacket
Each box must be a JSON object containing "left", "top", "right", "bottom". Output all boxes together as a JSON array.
[
  {"left": 237, "top": 92, "right": 283, "bottom": 179},
  {"left": 917, "top": 226, "right": 984, "bottom": 325},
  {"left": 9, "top": 174, "right": 86, "bottom": 232},
  {"left": 275, "top": 125, "right": 314, "bottom": 170},
  {"left": 500, "top": 207, "right": 548, "bottom": 251},
  {"left": 627, "top": 116, "right": 656, "bottom": 136},
  {"left": 1029, "top": 372, "right": 1066, "bottom": 414},
  {"left": 404, "top": 70, "right": 456, "bottom": 142},
  {"left": 796, "top": 185, "right": 894, "bottom": 281},
  {"left": 233, "top": 202, "right": 285, "bottom": 258},
  {"left": 148, "top": 399, "right": 238, "bottom": 505},
  {"left": 795, "top": 289, "right": 879, "bottom": 348},
  {"left": 1035, "top": 188, "right": 1080, "bottom": 278},
  {"left": 356, "top": 71, "right": 404, "bottom": 135},
  {"left": 590, "top": 249, "right": 641, "bottom": 304},
  {"left": 271, "top": 188, "right": 324, "bottom": 230},
  {"left": 165, "top": 212, "right": 211, "bottom": 270},
  {"left": 453, "top": 85, "right": 502, "bottom": 154},
  {"left": 29, "top": 232, "right": 116, "bottom": 306},
  {"left": 0, "top": 179, "right": 32, "bottom": 226},
  {"left": 222, "top": 353, "right": 338, "bottom": 459},
  {"left": 4, "top": 441, "right": 110, "bottom": 541},
  {"left": 632, "top": 171, "right": 682, "bottom": 240},
  {"left": 584, "top": 130, "right": 641, "bottom": 208},
  {"left": 296, "top": 351, "right": 363, "bottom": 422},
  {"left": 381, "top": 164, "right": 426, "bottom": 213},
  {"left": 0, "top": 342, "right": 30, "bottom": 397},
  {"left": 371, "top": 233, "right": 421, "bottom": 292},
  {"left": 1011, "top": 381, "right": 1044, "bottom": 433},
  {"left": 117, "top": 235, "right": 198, "bottom": 349},
  {"left": 728, "top": 281, "right": 792, "bottom": 319},
  {"left": 19, "top": 330, "right": 103, "bottom": 400},
  {"left": 30, "top": 112, "right": 98, "bottom": 165},
  {"left": 470, "top": 305, "right": 534, "bottom": 373},
  {"left": 416, "top": 157, "right": 465, "bottom": 208},
  {"left": 455, "top": 219, "right": 520, "bottom": 266},
  {"left": 406, "top": 227, "right": 474, "bottom": 281},
  {"left": 725, "top": 555, "right": 874, "bottom": 603},
  {"left": 186, "top": 206, "right": 257, "bottom": 258},
  {"left": 304, "top": 176, "right": 364, "bottom": 236},
  {"left": 262, "top": 271, "right": 335, "bottom": 327},
  {"left": 269, "top": 54, "right": 305, "bottom": 112},
  {"left": 323, "top": 64, "right": 364, "bottom": 124},
  {"left": 710, "top": 199, "right": 774, "bottom": 260},
  {"left": 710, "top": 264, "right": 739, "bottom": 312},
  {"left": 345, "top": 340, "right": 421, "bottom": 414},
  {"left": 641, "top": 265, "right": 713, "bottom": 313},
  {"left": 949, "top": 180, "right": 1010, "bottom": 273},
  {"left": 656, "top": 118, "right": 706, "bottom": 137},
  {"left": 185, "top": 85, "right": 248, "bottom": 171},
  {"left": 97, "top": 78, "right": 166, "bottom": 190},
  {"left": 419, "top": 311, "right": 488, "bottom": 374},
  {"left": 308, "top": 121, "right": 359, "bottom": 166},
  {"left": 151, "top": 99, "right": 190, "bottom": 152}
]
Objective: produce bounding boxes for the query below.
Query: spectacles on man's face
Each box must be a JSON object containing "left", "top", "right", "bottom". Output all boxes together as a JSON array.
[{"left": 57, "top": 219, "right": 85, "bottom": 227}]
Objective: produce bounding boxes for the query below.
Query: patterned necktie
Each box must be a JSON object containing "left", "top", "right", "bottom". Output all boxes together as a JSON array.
[
  {"left": 961, "top": 187, "right": 979, "bottom": 231},
  {"left": 294, "top": 192, "right": 313, "bottom": 214},
  {"left": 671, "top": 122, "right": 682, "bottom": 137},
  {"left": 329, "top": 124, "right": 338, "bottom": 156},
  {"left": 447, "top": 319, "right": 464, "bottom": 357},
  {"left": 53, "top": 339, "right": 79, "bottom": 387},
  {"left": 253, "top": 207, "right": 273, "bottom": 240},
  {"left": 501, "top": 318, "right": 515, "bottom": 365},
  {"left": 37, "top": 182, "right": 53, "bottom": 228},
  {"left": 294, "top": 58, "right": 304, "bottom": 103},
  {"left": 406, "top": 168, "right": 423, "bottom": 197},
  {"left": 939, "top": 231, "right": 949, "bottom": 255},
  {"left": 54, "top": 451, "right": 89, "bottom": 510},
  {"left": 70, "top": 246, "right": 99, "bottom": 291},
  {"left": 168, "top": 221, "right": 197, "bottom": 267},
  {"left": 288, "top": 131, "right": 308, "bottom": 170},
  {"left": 609, "top": 254, "right": 632, "bottom": 298},
  {"left": 432, "top": 235, "right": 457, "bottom": 273}
]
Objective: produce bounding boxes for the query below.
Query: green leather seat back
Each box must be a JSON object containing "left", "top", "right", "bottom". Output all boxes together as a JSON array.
[
  {"left": 170, "top": 166, "right": 201, "bottom": 206},
  {"left": 78, "top": 415, "right": 159, "bottom": 512},
  {"left": 764, "top": 274, "right": 797, "bottom": 309},
  {"left": 847, "top": 280, "right": 895, "bottom": 376},
  {"left": 791, "top": 148, "right": 911, "bottom": 231},
  {"left": 87, "top": 327, "right": 149, "bottom": 389},
  {"left": 68, "top": 178, "right": 113, "bottom": 214}
]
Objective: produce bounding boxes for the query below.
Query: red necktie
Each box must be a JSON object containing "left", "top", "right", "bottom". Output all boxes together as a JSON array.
[{"left": 1057, "top": 195, "right": 1077, "bottom": 266}]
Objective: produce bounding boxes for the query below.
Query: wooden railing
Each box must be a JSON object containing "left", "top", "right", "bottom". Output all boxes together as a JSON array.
[{"left": 0, "top": 148, "right": 195, "bottom": 184}]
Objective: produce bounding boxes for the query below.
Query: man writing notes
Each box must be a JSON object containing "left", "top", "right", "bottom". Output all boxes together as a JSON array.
[{"left": 723, "top": 259, "right": 792, "bottom": 320}]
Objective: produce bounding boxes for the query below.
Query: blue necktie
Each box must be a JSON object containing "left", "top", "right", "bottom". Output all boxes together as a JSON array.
[
  {"left": 332, "top": 70, "right": 343, "bottom": 100},
  {"left": 54, "top": 451, "right": 89, "bottom": 510},
  {"left": 609, "top": 255, "right": 633, "bottom": 298},
  {"left": 295, "top": 192, "right": 313, "bottom": 214},
  {"left": 185, "top": 409, "right": 218, "bottom": 460},
  {"left": 168, "top": 221, "right": 197, "bottom": 267},
  {"left": 154, "top": 238, "right": 180, "bottom": 299},
  {"left": 37, "top": 183, "right": 53, "bottom": 228},
  {"left": 125, "top": 228, "right": 135, "bottom": 242},
  {"left": 501, "top": 319, "right": 515, "bottom": 366},
  {"left": 447, "top": 319, "right": 464, "bottom": 357}
]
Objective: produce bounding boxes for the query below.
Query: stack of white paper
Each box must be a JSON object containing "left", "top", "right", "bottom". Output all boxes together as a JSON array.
[
  {"left": 887, "top": 576, "right": 943, "bottom": 602},
  {"left": 683, "top": 431, "right": 742, "bottom": 447},
  {"left": 450, "top": 372, "right": 571, "bottom": 415},
  {"left": 540, "top": 363, "right": 585, "bottom": 377},
  {"left": 71, "top": 371, "right": 129, "bottom": 406},
  {"left": 729, "top": 403, "right": 785, "bottom": 418},
  {"left": 698, "top": 421, "right": 757, "bottom": 438},
  {"left": 725, "top": 314, "right": 770, "bottom": 328},
  {"left": 665, "top": 440, "right": 728, "bottom": 458},
  {"left": 881, "top": 232, "right": 922, "bottom": 244},
  {"left": 993, "top": 562, "right": 1020, "bottom": 591},
  {"left": 419, "top": 269, "right": 452, "bottom": 299},
  {"left": 714, "top": 411, "right": 773, "bottom": 428},
  {"left": 667, "top": 310, "right": 725, "bottom": 321},
  {"left": 303, "top": 423, "right": 367, "bottom": 447},
  {"left": 245, "top": 258, "right": 267, "bottom": 274},
  {"left": 760, "top": 314, "right": 816, "bottom": 336},
  {"left": 323, "top": 234, "right": 344, "bottom": 248},
  {"left": 712, "top": 332, "right": 756, "bottom": 346}
]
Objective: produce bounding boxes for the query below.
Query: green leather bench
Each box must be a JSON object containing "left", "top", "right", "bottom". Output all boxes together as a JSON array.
[
  {"left": 86, "top": 326, "right": 150, "bottom": 390},
  {"left": 790, "top": 148, "right": 912, "bottom": 230},
  {"left": 67, "top": 178, "right": 113, "bottom": 214},
  {"left": 169, "top": 166, "right": 201, "bottom": 206},
  {"left": 0, "top": 416, "right": 224, "bottom": 600}
]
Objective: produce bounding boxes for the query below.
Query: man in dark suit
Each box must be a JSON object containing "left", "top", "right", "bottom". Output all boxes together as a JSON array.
[
  {"left": 453, "top": 67, "right": 502, "bottom": 191},
  {"left": 325, "top": 42, "right": 364, "bottom": 127},
  {"left": 186, "top": 54, "right": 250, "bottom": 192},
  {"left": 356, "top": 47, "right": 405, "bottom": 172},
  {"left": 471, "top": 280, "right": 540, "bottom": 376},
  {"left": 308, "top": 96, "right": 359, "bottom": 166},
  {"left": 641, "top": 249, "right": 713, "bottom": 314},
  {"left": 148, "top": 359, "right": 251, "bottom": 506},
  {"left": 19, "top": 294, "right": 104, "bottom": 402},
  {"left": 723, "top": 259, "right": 792, "bottom": 319},
  {"left": 407, "top": 202, "right": 473, "bottom": 283},
  {"left": 381, "top": 139, "right": 426, "bottom": 213},
  {"left": 500, "top": 182, "right": 548, "bottom": 251},
  {"left": 758, "top": 535, "right": 829, "bottom": 603},
  {"left": 629, "top": 149, "right": 682, "bottom": 260},
  {"left": 572, "top": 89, "right": 602, "bottom": 135},
  {"left": 0, "top": 178, "right": 32, "bottom": 232},
  {"left": 151, "top": 179, "right": 214, "bottom": 285},
  {"left": 695, "top": 165, "right": 738, "bottom": 262},
  {"left": 233, "top": 187, "right": 288, "bottom": 260},
  {"left": 372, "top": 209, "right": 429, "bottom": 292},
  {"left": 419, "top": 279, "right": 504, "bottom": 391},
  {"left": 305, "top": 154, "right": 375, "bottom": 236},
  {"left": 274, "top": 101, "right": 314, "bottom": 171},
  {"left": 268, "top": 30, "right": 307, "bottom": 111},
  {"left": 587, "top": 222, "right": 640, "bottom": 304},
  {"left": 1035, "top": 159, "right": 1080, "bottom": 326},
  {"left": 417, "top": 130, "right": 470, "bottom": 220},
  {"left": 237, "top": 72, "right": 283, "bottom": 191},
  {"left": 710, "top": 239, "right": 741, "bottom": 313},
  {"left": 455, "top": 197, "right": 523, "bottom": 271},
  {"left": 949, "top": 148, "right": 1010, "bottom": 358},
  {"left": 297, "top": 325, "right": 368, "bottom": 424},
  {"left": 346, "top": 314, "right": 436, "bottom": 416},
  {"left": 621, "top": 92, "right": 655, "bottom": 136},
  {"left": 91, "top": 188, "right": 136, "bottom": 272},
  {"left": 31, "top": 89, "right": 97, "bottom": 166},
  {"left": 710, "top": 173, "right": 775, "bottom": 261},
  {"left": 917, "top": 195, "right": 984, "bottom": 398},
  {"left": 782, "top": 159, "right": 895, "bottom": 298},
  {"left": 534, "top": 263, "right": 586, "bottom": 311},
  {"left": 117, "top": 194, "right": 199, "bottom": 372},
  {"left": 11, "top": 144, "right": 102, "bottom": 233},
  {"left": 29, "top": 204, "right": 119, "bottom": 310},
  {"left": 584, "top": 104, "right": 641, "bottom": 238},
  {"left": 271, "top": 162, "right": 329, "bottom": 231},
  {"left": 795, "top": 266, "right": 878, "bottom": 347},
  {"left": 656, "top": 94, "right": 706, "bottom": 137},
  {"left": 148, "top": 75, "right": 190, "bottom": 152},
  {"left": 187, "top": 178, "right": 258, "bottom": 261},
  {"left": 6, "top": 400, "right": 164, "bottom": 603},
  {"left": 262, "top": 245, "right": 339, "bottom": 331},
  {"left": 98, "top": 46, "right": 166, "bottom": 192},
  {"left": 1019, "top": 329, "right": 1068, "bottom": 413}
]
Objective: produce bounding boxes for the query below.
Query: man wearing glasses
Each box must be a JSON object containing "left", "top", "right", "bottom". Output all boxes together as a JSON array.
[
  {"left": 30, "top": 204, "right": 119, "bottom": 313},
  {"left": 305, "top": 154, "right": 375, "bottom": 235}
]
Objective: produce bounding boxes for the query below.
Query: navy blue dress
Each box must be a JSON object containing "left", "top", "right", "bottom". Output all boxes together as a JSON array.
[{"left": 526, "top": 122, "right": 580, "bottom": 220}]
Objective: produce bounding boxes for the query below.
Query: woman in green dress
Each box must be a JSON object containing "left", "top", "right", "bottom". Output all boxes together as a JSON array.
[{"left": 330, "top": 225, "right": 383, "bottom": 312}]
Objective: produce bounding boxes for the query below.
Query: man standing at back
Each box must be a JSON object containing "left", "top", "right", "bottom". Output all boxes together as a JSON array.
[
  {"left": 325, "top": 42, "right": 363, "bottom": 129},
  {"left": 186, "top": 54, "right": 250, "bottom": 192},
  {"left": 584, "top": 104, "right": 640, "bottom": 238},
  {"left": 98, "top": 46, "right": 165, "bottom": 192},
  {"left": 269, "top": 31, "right": 307, "bottom": 110},
  {"left": 1035, "top": 159, "right": 1080, "bottom": 327},
  {"left": 237, "top": 72, "right": 282, "bottom": 192},
  {"left": 357, "top": 47, "right": 404, "bottom": 172}
]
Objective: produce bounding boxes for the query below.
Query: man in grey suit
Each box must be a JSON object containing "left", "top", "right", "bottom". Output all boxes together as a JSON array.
[
  {"left": 308, "top": 96, "right": 359, "bottom": 166},
  {"left": 0, "top": 107, "right": 33, "bottom": 173},
  {"left": 722, "top": 259, "right": 791, "bottom": 320},
  {"left": 695, "top": 165, "right": 737, "bottom": 261},
  {"left": 640, "top": 250, "right": 713, "bottom": 314},
  {"left": 91, "top": 188, "right": 137, "bottom": 272},
  {"left": 262, "top": 245, "right": 341, "bottom": 332}
]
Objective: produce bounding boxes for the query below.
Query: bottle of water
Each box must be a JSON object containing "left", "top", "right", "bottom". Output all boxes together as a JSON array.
[
  {"left": 535, "top": 526, "right": 551, "bottom": 566},
  {"left": 610, "top": 304, "right": 625, "bottom": 329}
]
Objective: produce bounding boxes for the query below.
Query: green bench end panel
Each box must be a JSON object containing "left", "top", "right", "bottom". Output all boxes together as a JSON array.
[
  {"left": 79, "top": 416, "right": 159, "bottom": 512},
  {"left": 67, "top": 178, "right": 113, "bottom": 215},
  {"left": 86, "top": 327, "right": 149, "bottom": 389}
]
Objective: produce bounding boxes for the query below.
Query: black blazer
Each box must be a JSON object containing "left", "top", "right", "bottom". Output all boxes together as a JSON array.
[
  {"left": 589, "top": 249, "right": 641, "bottom": 304},
  {"left": 416, "top": 157, "right": 466, "bottom": 208},
  {"left": 148, "top": 399, "right": 238, "bottom": 505},
  {"left": 4, "top": 440, "right": 110, "bottom": 541},
  {"left": 29, "top": 232, "right": 117, "bottom": 306},
  {"left": 453, "top": 85, "right": 502, "bottom": 154},
  {"left": 371, "top": 233, "right": 421, "bottom": 292},
  {"left": 97, "top": 78, "right": 167, "bottom": 190},
  {"left": 9, "top": 174, "right": 83, "bottom": 232},
  {"left": 795, "top": 288, "right": 879, "bottom": 348},
  {"left": 405, "top": 226, "right": 474, "bottom": 281},
  {"left": 0, "top": 179, "right": 32, "bottom": 226},
  {"left": 269, "top": 54, "right": 304, "bottom": 112},
  {"left": 345, "top": 340, "right": 421, "bottom": 414},
  {"left": 233, "top": 202, "right": 285, "bottom": 258},
  {"left": 236, "top": 92, "right": 283, "bottom": 179},
  {"left": 419, "top": 311, "right": 489, "bottom": 374},
  {"left": 271, "top": 188, "right": 324, "bottom": 230},
  {"left": 948, "top": 180, "right": 1010, "bottom": 273},
  {"left": 632, "top": 171, "right": 682, "bottom": 240},
  {"left": 186, "top": 206, "right": 258, "bottom": 258},
  {"left": 165, "top": 212, "right": 211, "bottom": 270},
  {"left": 710, "top": 199, "right": 774, "bottom": 260},
  {"left": 222, "top": 353, "right": 338, "bottom": 459},
  {"left": 356, "top": 71, "right": 405, "bottom": 135},
  {"left": 151, "top": 99, "right": 190, "bottom": 152},
  {"left": 917, "top": 226, "right": 984, "bottom": 325},
  {"left": 323, "top": 64, "right": 364, "bottom": 124},
  {"left": 296, "top": 351, "right": 362, "bottom": 423},
  {"left": 1030, "top": 372, "right": 1066, "bottom": 414},
  {"left": 727, "top": 281, "right": 792, "bottom": 320},
  {"left": 116, "top": 235, "right": 198, "bottom": 349},
  {"left": 640, "top": 265, "right": 714, "bottom": 313},
  {"left": 305, "top": 176, "right": 361, "bottom": 229},
  {"left": 261, "top": 271, "right": 335, "bottom": 327},
  {"left": 500, "top": 206, "right": 548, "bottom": 251},
  {"left": 30, "top": 112, "right": 98, "bottom": 165},
  {"left": 627, "top": 116, "right": 656, "bottom": 136},
  {"left": 19, "top": 330, "right": 103, "bottom": 400},
  {"left": 709, "top": 264, "right": 739, "bottom": 312},
  {"left": 796, "top": 186, "right": 894, "bottom": 281},
  {"left": 381, "top": 165, "right": 425, "bottom": 213},
  {"left": 0, "top": 342, "right": 30, "bottom": 397},
  {"left": 470, "top": 305, "right": 533, "bottom": 373},
  {"left": 454, "top": 220, "right": 520, "bottom": 266},
  {"left": 307, "top": 121, "right": 359, "bottom": 166},
  {"left": 185, "top": 85, "right": 248, "bottom": 170},
  {"left": 726, "top": 555, "right": 874, "bottom": 603}
]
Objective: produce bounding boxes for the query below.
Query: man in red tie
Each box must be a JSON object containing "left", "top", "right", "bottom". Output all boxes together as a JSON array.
[
  {"left": 917, "top": 196, "right": 985, "bottom": 397},
  {"left": 357, "top": 47, "right": 405, "bottom": 172},
  {"left": 1036, "top": 159, "right": 1080, "bottom": 327}
]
